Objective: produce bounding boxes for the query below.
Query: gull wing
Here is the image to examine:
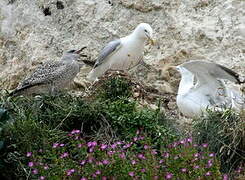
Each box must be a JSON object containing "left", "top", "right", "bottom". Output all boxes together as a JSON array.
[
  {"left": 180, "top": 60, "right": 242, "bottom": 84},
  {"left": 94, "top": 39, "right": 122, "bottom": 68},
  {"left": 10, "top": 61, "right": 67, "bottom": 95}
]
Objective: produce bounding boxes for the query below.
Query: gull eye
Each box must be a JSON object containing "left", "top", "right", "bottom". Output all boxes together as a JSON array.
[{"left": 144, "top": 29, "right": 148, "bottom": 33}]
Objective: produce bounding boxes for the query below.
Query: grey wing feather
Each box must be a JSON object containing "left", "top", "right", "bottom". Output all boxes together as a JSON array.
[
  {"left": 18, "top": 61, "right": 67, "bottom": 89},
  {"left": 181, "top": 60, "right": 242, "bottom": 83},
  {"left": 94, "top": 39, "right": 121, "bottom": 68}
]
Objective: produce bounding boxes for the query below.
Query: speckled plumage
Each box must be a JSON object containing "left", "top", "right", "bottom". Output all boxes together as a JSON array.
[{"left": 10, "top": 50, "right": 82, "bottom": 96}]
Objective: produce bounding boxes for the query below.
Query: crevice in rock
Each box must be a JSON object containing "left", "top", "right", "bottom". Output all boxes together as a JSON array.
[
  {"left": 56, "top": 1, "right": 64, "bottom": 9},
  {"left": 43, "top": 7, "right": 51, "bottom": 16}
]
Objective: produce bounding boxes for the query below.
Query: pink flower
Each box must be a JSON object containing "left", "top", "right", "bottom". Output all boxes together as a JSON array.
[
  {"left": 209, "top": 153, "right": 215, "bottom": 157},
  {"left": 202, "top": 143, "right": 208, "bottom": 148},
  {"left": 28, "top": 162, "right": 34, "bottom": 167},
  {"left": 223, "top": 174, "right": 229, "bottom": 180},
  {"left": 193, "top": 165, "right": 200, "bottom": 169},
  {"left": 159, "top": 159, "right": 164, "bottom": 164},
  {"left": 32, "top": 169, "right": 38, "bottom": 175},
  {"left": 88, "top": 148, "right": 94, "bottom": 153},
  {"left": 44, "top": 165, "right": 49, "bottom": 170},
  {"left": 107, "top": 151, "right": 115, "bottom": 156},
  {"left": 131, "top": 160, "right": 137, "bottom": 165},
  {"left": 66, "top": 169, "right": 75, "bottom": 176},
  {"left": 165, "top": 172, "right": 173, "bottom": 179},
  {"left": 137, "top": 153, "right": 146, "bottom": 160},
  {"left": 77, "top": 143, "right": 83, "bottom": 148},
  {"left": 80, "top": 177, "right": 87, "bottom": 180},
  {"left": 80, "top": 160, "right": 86, "bottom": 166},
  {"left": 181, "top": 168, "right": 187, "bottom": 173},
  {"left": 119, "top": 153, "right": 126, "bottom": 159},
  {"left": 133, "top": 137, "right": 138, "bottom": 141},
  {"left": 52, "top": 143, "right": 59, "bottom": 148},
  {"left": 60, "top": 152, "right": 69, "bottom": 158},
  {"left": 141, "top": 168, "right": 146, "bottom": 173},
  {"left": 162, "top": 152, "right": 170, "bottom": 158},
  {"left": 154, "top": 176, "right": 159, "bottom": 180},
  {"left": 102, "top": 160, "right": 110, "bottom": 165},
  {"left": 144, "top": 145, "right": 149, "bottom": 149},
  {"left": 100, "top": 144, "right": 107, "bottom": 150},
  {"left": 128, "top": 172, "right": 134, "bottom": 177},
  {"left": 151, "top": 149, "right": 157, "bottom": 155},
  {"left": 187, "top": 137, "right": 192, "bottom": 143},
  {"left": 116, "top": 141, "right": 123, "bottom": 145},
  {"left": 111, "top": 144, "right": 117, "bottom": 149},
  {"left": 95, "top": 170, "right": 101, "bottom": 175},
  {"left": 102, "top": 176, "right": 107, "bottom": 180},
  {"left": 59, "top": 143, "right": 65, "bottom": 147},
  {"left": 193, "top": 153, "right": 199, "bottom": 157},
  {"left": 26, "top": 152, "right": 32, "bottom": 157},
  {"left": 39, "top": 176, "right": 45, "bottom": 180},
  {"left": 205, "top": 171, "right": 211, "bottom": 176}
]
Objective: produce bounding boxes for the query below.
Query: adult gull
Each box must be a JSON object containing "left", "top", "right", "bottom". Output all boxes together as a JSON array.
[
  {"left": 87, "top": 23, "right": 154, "bottom": 81},
  {"left": 176, "top": 60, "right": 244, "bottom": 118}
]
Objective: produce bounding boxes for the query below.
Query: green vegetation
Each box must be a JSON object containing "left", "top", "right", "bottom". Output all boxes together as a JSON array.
[{"left": 0, "top": 76, "right": 244, "bottom": 179}]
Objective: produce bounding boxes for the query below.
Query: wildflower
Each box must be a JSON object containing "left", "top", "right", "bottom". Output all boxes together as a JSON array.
[
  {"left": 59, "top": 143, "right": 65, "bottom": 147},
  {"left": 52, "top": 143, "right": 59, "bottom": 148},
  {"left": 111, "top": 144, "right": 117, "bottom": 149},
  {"left": 123, "top": 143, "right": 132, "bottom": 149},
  {"left": 66, "top": 169, "right": 75, "bottom": 176},
  {"left": 180, "top": 140, "right": 185, "bottom": 144},
  {"left": 165, "top": 172, "right": 173, "bottom": 179},
  {"left": 100, "top": 144, "right": 107, "bottom": 150},
  {"left": 44, "top": 165, "right": 49, "bottom": 170},
  {"left": 71, "top": 129, "right": 80, "bottom": 134},
  {"left": 154, "top": 176, "right": 159, "bottom": 180},
  {"left": 159, "top": 159, "right": 164, "bottom": 164},
  {"left": 60, "top": 152, "right": 69, "bottom": 158},
  {"left": 32, "top": 169, "right": 38, "bottom": 175},
  {"left": 88, "top": 148, "right": 94, "bottom": 153},
  {"left": 194, "top": 165, "right": 200, "bottom": 169},
  {"left": 187, "top": 137, "right": 192, "bottom": 143},
  {"left": 39, "top": 176, "right": 45, "bottom": 180},
  {"left": 137, "top": 153, "right": 146, "bottom": 160},
  {"left": 151, "top": 149, "right": 157, "bottom": 155},
  {"left": 116, "top": 141, "right": 122, "bottom": 145},
  {"left": 80, "top": 160, "right": 86, "bottom": 166},
  {"left": 141, "top": 168, "right": 146, "bottom": 173},
  {"left": 144, "top": 145, "right": 149, "bottom": 149},
  {"left": 133, "top": 137, "right": 138, "bottom": 141},
  {"left": 91, "top": 141, "right": 97, "bottom": 146},
  {"left": 26, "top": 152, "right": 32, "bottom": 157},
  {"left": 136, "top": 130, "right": 140, "bottom": 135},
  {"left": 223, "top": 174, "right": 229, "bottom": 180},
  {"left": 193, "top": 153, "right": 199, "bottom": 157},
  {"left": 162, "top": 152, "right": 170, "bottom": 158},
  {"left": 209, "top": 153, "right": 215, "bottom": 157},
  {"left": 119, "top": 153, "right": 126, "bottom": 159},
  {"left": 205, "top": 171, "right": 211, "bottom": 176},
  {"left": 131, "top": 160, "right": 137, "bottom": 165},
  {"left": 80, "top": 178, "right": 87, "bottom": 180},
  {"left": 202, "top": 143, "right": 208, "bottom": 148},
  {"left": 128, "top": 172, "right": 134, "bottom": 177},
  {"left": 77, "top": 143, "right": 83, "bottom": 148},
  {"left": 107, "top": 151, "right": 115, "bottom": 156},
  {"left": 102, "top": 160, "right": 110, "bottom": 165},
  {"left": 88, "top": 157, "right": 94, "bottom": 163},
  {"left": 28, "top": 162, "right": 34, "bottom": 167},
  {"left": 102, "top": 177, "right": 107, "bottom": 180},
  {"left": 139, "top": 136, "right": 144, "bottom": 140},
  {"left": 38, "top": 149, "right": 43, "bottom": 152},
  {"left": 181, "top": 168, "right": 187, "bottom": 173},
  {"left": 95, "top": 170, "right": 101, "bottom": 175}
]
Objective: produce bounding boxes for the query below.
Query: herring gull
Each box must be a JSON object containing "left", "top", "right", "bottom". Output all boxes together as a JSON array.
[
  {"left": 87, "top": 23, "right": 154, "bottom": 81},
  {"left": 176, "top": 60, "right": 244, "bottom": 118},
  {"left": 10, "top": 49, "right": 84, "bottom": 96}
]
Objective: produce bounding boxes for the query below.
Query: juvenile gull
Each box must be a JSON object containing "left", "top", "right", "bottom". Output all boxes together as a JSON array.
[
  {"left": 10, "top": 49, "right": 84, "bottom": 96},
  {"left": 176, "top": 60, "right": 244, "bottom": 118},
  {"left": 87, "top": 23, "right": 154, "bottom": 81}
]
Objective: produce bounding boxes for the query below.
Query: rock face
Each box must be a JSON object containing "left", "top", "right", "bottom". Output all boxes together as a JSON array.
[{"left": 0, "top": 0, "right": 244, "bottom": 92}]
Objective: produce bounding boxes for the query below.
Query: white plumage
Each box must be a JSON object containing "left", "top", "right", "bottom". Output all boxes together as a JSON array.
[
  {"left": 176, "top": 60, "right": 244, "bottom": 118},
  {"left": 87, "top": 23, "right": 154, "bottom": 81}
]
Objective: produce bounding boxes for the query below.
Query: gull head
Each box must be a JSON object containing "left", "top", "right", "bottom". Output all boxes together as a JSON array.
[
  {"left": 134, "top": 23, "right": 154, "bottom": 45},
  {"left": 61, "top": 48, "right": 85, "bottom": 62}
]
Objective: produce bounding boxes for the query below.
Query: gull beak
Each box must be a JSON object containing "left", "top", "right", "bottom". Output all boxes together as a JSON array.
[
  {"left": 75, "top": 47, "right": 87, "bottom": 54},
  {"left": 146, "top": 33, "right": 156, "bottom": 46}
]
